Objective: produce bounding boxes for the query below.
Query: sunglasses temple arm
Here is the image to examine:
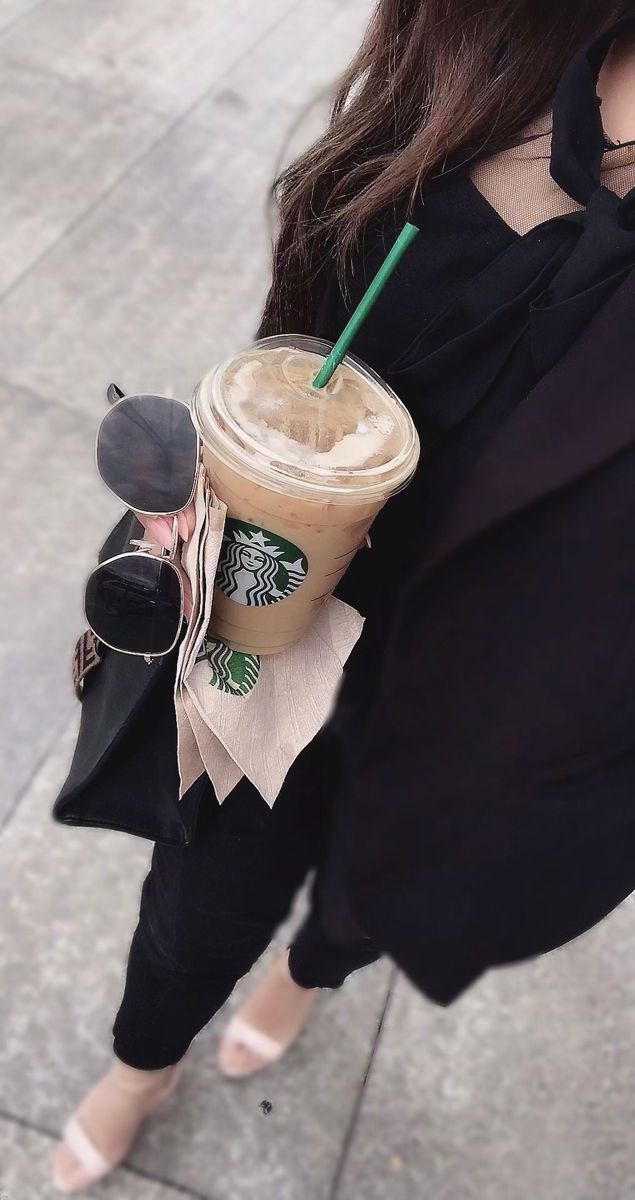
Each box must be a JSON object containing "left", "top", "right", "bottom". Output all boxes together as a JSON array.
[{"left": 107, "top": 382, "right": 126, "bottom": 406}]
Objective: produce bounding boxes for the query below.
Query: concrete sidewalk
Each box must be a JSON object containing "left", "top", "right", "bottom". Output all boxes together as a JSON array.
[{"left": 2, "top": 3, "right": 635, "bottom": 1197}]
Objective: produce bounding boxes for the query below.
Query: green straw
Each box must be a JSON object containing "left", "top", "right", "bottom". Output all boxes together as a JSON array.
[{"left": 312, "top": 221, "right": 420, "bottom": 389}]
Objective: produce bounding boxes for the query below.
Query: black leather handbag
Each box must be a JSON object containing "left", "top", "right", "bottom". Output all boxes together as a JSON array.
[{"left": 51, "top": 510, "right": 206, "bottom": 846}]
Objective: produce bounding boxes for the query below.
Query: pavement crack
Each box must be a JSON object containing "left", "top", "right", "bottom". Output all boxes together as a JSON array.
[
  {"left": 0, "top": 0, "right": 307, "bottom": 307},
  {"left": 0, "top": 0, "right": 48, "bottom": 41},
  {"left": 0, "top": 1110, "right": 220, "bottom": 1200},
  {"left": 0, "top": 707, "right": 77, "bottom": 837},
  {"left": 328, "top": 965, "right": 398, "bottom": 1200}
]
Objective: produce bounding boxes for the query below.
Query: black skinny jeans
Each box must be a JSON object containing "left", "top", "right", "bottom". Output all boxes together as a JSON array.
[{"left": 112, "top": 723, "right": 381, "bottom": 1069}]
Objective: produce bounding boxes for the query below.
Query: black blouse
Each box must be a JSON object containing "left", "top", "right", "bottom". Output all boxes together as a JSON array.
[
  {"left": 317, "top": 13, "right": 635, "bottom": 419},
  {"left": 315, "top": 10, "right": 635, "bottom": 714}
]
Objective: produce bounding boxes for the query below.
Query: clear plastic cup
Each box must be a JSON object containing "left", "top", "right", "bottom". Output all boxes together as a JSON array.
[{"left": 191, "top": 334, "right": 420, "bottom": 655}]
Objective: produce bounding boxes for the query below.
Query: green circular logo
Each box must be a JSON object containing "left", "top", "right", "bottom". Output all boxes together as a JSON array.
[
  {"left": 195, "top": 637, "right": 260, "bottom": 696},
  {"left": 215, "top": 519, "right": 308, "bottom": 607}
]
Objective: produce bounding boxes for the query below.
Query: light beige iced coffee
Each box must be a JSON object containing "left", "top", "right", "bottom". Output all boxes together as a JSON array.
[{"left": 191, "top": 334, "right": 420, "bottom": 655}]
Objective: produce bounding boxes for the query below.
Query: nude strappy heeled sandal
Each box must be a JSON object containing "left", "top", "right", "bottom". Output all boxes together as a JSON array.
[
  {"left": 52, "top": 1054, "right": 188, "bottom": 1193},
  {"left": 217, "top": 1015, "right": 287, "bottom": 1078}
]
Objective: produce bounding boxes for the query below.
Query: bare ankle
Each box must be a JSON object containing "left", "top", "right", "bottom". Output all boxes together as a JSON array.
[{"left": 111, "top": 1056, "right": 179, "bottom": 1091}]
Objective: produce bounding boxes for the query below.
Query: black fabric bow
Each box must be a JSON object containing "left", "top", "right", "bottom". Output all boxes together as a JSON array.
[{"left": 390, "top": 10, "right": 635, "bottom": 431}]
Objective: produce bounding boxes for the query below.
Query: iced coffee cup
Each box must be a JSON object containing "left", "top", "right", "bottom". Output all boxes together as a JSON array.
[{"left": 191, "top": 334, "right": 420, "bottom": 655}]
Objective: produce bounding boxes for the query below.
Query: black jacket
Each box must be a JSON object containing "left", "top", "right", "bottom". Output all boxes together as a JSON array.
[{"left": 339, "top": 266, "right": 635, "bottom": 1003}]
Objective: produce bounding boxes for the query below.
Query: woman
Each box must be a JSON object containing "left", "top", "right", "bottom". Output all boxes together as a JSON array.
[{"left": 52, "top": 2, "right": 635, "bottom": 1191}]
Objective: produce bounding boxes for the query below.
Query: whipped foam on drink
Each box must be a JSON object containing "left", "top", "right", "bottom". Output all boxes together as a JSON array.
[{"left": 223, "top": 347, "right": 402, "bottom": 473}]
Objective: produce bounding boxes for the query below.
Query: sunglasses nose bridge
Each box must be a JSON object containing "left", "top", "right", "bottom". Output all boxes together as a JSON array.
[{"left": 129, "top": 514, "right": 178, "bottom": 560}]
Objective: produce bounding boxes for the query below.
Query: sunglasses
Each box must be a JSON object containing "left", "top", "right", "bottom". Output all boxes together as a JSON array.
[{"left": 84, "top": 384, "right": 202, "bottom": 661}]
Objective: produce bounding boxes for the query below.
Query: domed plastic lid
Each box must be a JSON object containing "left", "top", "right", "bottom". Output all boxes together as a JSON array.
[{"left": 192, "top": 336, "right": 420, "bottom": 504}]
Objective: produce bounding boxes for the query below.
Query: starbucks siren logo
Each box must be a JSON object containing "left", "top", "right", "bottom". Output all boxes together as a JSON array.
[
  {"left": 195, "top": 637, "right": 260, "bottom": 696},
  {"left": 216, "top": 519, "right": 308, "bottom": 607}
]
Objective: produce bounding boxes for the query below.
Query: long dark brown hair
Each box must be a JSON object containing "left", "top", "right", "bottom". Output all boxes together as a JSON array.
[{"left": 259, "top": 0, "right": 629, "bottom": 337}]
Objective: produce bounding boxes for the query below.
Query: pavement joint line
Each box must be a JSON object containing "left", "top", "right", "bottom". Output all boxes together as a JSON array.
[
  {"left": 328, "top": 965, "right": 398, "bottom": 1200},
  {"left": 0, "top": 1109, "right": 216, "bottom": 1200},
  {"left": 0, "top": 0, "right": 308, "bottom": 307},
  {"left": 0, "top": 0, "right": 49, "bottom": 41},
  {"left": 0, "top": 51, "right": 174, "bottom": 121},
  {"left": 263, "top": 79, "right": 336, "bottom": 238},
  {"left": 0, "top": 705, "right": 77, "bottom": 837},
  {"left": 0, "top": 373, "right": 103, "bottom": 426}
]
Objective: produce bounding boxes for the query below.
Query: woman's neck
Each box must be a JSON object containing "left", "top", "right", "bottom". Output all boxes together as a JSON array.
[{"left": 597, "top": 30, "right": 635, "bottom": 146}]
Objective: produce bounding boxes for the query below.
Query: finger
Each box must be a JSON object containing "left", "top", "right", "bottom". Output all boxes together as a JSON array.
[
  {"left": 149, "top": 516, "right": 174, "bottom": 550},
  {"left": 134, "top": 513, "right": 173, "bottom": 550}
]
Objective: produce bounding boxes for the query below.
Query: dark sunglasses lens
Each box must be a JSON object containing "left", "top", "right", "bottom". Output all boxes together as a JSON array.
[
  {"left": 97, "top": 394, "right": 198, "bottom": 513},
  {"left": 85, "top": 555, "right": 182, "bottom": 656}
]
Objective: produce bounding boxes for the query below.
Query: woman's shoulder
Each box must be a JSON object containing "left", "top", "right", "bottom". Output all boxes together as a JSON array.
[{"left": 471, "top": 25, "right": 635, "bottom": 239}]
